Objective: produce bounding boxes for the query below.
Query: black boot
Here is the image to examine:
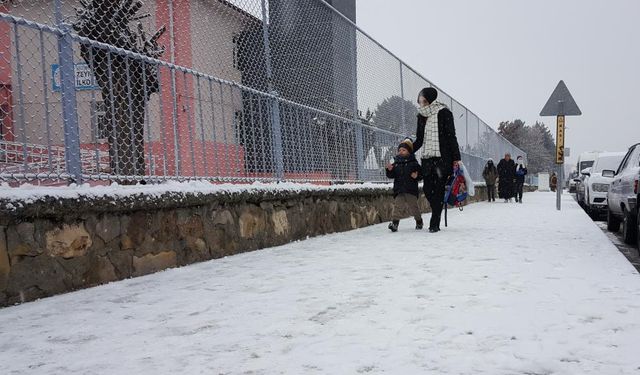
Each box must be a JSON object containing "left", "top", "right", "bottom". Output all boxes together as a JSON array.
[
  {"left": 428, "top": 216, "right": 441, "bottom": 233},
  {"left": 388, "top": 220, "right": 399, "bottom": 232},
  {"left": 415, "top": 218, "right": 423, "bottom": 230}
]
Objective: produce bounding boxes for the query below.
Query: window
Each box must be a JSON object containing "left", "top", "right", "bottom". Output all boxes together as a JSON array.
[
  {"left": 593, "top": 156, "right": 624, "bottom": 173},
  {"left": 92, "top": 100, "right": 108, "bottom": 142},
  {"left": 0, "top": 104, "right": 8, "bottom": 141},
  {"left": 631, "top": 146, "right": 640, "bottom": 168},
  {"left": 579, "top": 160, "right": 594, "bottom": 171},
  {"left": 617, "top": 146, "right": 636, "bottom": 174},
  {"left": 232, "top": 34, "right": 241, "bottom": 71}
]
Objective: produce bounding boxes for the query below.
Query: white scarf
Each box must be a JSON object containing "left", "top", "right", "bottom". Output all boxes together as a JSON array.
[{"left": 417, "top": 101, "right": 447, "bottom": 159}]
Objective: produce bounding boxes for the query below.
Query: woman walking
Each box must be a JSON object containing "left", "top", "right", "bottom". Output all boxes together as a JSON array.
[
  {"left": 482, "top": 159, "right": 498, "bottom": 202},
  {"left": 497, "top": 153, "right": 516, "bottom": 202},
  {"left": 514, "top": 156, "right": 528, "bottom": 203},
  {"left": 412, "top": 87, "right": 461, "bottom": 232}
]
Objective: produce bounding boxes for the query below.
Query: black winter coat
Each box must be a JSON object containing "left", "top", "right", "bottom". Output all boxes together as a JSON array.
[
  {"left": 497, "top": 158, "right": 516, "bottom": 199},
  {"left": 413, "top": 108, "right": 462, "bottom": 171},
  {"left": 497, "top": 159, "right": 516, "bottom": 180},
  {"left": 386, "top": 153, "right": 422, "bottom": 197}
]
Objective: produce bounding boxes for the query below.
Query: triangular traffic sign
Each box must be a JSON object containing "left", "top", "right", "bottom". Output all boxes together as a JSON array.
[{"left": 540, "top": 80, "right": 582, "bottom": 116}]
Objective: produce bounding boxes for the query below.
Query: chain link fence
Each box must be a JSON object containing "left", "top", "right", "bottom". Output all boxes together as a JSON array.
[{"left": 0, "top": 0, "right": 525, "bottom": 185}]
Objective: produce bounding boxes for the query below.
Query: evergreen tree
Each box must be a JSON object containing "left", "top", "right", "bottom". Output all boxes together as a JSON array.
[{"left": 498, "top": 119, "right": 556, "bottom": 174}]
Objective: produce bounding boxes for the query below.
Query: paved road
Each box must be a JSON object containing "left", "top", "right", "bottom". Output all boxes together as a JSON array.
[
  {"left": 595, "top": 220, "right": 640, "bottom": 272},
  {"left": 572, "top": 194, "right": 640, "bottom": 272}
]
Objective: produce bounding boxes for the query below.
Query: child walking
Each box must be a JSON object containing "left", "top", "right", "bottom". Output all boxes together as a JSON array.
[{"left": 386, "top": 138, "right": 423, "bottom": 232}]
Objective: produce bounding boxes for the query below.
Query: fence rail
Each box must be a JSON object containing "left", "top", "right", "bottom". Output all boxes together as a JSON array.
[{"left": 0, "top": 0, "right": 525, "bottom": 185}]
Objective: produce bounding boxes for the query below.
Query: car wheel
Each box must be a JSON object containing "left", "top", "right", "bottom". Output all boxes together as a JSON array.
[
  {"left": 622, "top": 207, "right": 638, "bottom": 245},
  {"left": 607, "top": 208, "right": 621, "bottom": 232},
  {"left": 588, "top": 206, "right": 599, "bottom": 220}
]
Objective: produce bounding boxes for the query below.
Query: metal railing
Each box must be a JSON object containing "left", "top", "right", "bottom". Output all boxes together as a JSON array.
[{"left": 0, "top": 0, "right": 525, "bottom": 185}]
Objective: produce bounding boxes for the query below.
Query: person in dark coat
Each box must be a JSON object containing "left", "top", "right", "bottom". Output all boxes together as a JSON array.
[
  {"left": 412, "top": 87, "right": 462, "bottom": 233},
  {"left": 550, "top": 172, "right": 558, "bottom": 192},
  {"left": 514, "top": 155, "right": 528, "bottom": 203},
  {"left": 386, "top": 138, "right": 423, "bottom": 232},
  {"left": 482, "top": 159, "right": 498, "bottom": 202},
  {"left": 497, "top": 153, "right": 516, "bottom": 202}
]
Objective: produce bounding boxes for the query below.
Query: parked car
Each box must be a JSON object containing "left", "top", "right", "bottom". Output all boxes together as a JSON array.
[
  {"left": 582, "top": 152, "right": 626, "bottom": 217},
  {"left": 576, "top": 167, "right": 591, "bottom": 206},
  {"left": 604, "top": 143, "right": 640, "bottom": 247},
  {"left": 573, "top": 151, "right": 598, "bottom": 197},
  {"left": 568, "top": 171, "right": 579, "bottom": 193}
]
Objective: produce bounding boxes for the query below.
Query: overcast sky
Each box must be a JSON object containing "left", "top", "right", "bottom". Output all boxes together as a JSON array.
[{"left": 356, "top": 0, "right": 639, "bottom": 166}]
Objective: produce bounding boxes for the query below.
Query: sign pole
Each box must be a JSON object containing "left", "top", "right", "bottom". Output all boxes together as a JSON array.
[
  {"left": 556, "top": 114, "right": 565, "bottom": 210},
  {"left": 540, "top": 80, "right": 580, "bottom": 211}
]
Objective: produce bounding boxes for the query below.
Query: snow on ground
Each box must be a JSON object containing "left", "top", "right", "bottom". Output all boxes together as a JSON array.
[{"left": 1, "top": 192, "right": 639, "bottom": 374}]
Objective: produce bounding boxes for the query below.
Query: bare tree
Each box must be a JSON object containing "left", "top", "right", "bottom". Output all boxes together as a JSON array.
[{"left": 73, "top": 0, "right": 165, "bottom": 182}]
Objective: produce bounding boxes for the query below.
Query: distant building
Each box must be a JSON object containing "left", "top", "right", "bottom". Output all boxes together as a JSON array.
[{"left": 264, "top": 0, "right": 358, "bottom": 178}]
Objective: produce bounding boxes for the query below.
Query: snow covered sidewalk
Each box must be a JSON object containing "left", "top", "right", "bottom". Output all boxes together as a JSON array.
[{"left": 1, "top": 192, "right": 640, "bottom": 374}]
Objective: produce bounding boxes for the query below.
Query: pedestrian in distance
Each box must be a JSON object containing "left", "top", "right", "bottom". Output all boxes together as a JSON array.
[
  {"left": 550, "top": 172, "right": 558, "bottom": 192},
  {"left": 497, "top": 153, "right": 516, "bottom": 203},
  {"left": 386, "top": 138, "right": 423, "bottom": 232},
  {"left": 412, "top": 87, "right": 462, "bottom": 233},
  {"left": 514, "top": 155, "right": 528, "bottom": 203},
  {"left": 482, "top": 159, "right": 498, "bottom": 202}
]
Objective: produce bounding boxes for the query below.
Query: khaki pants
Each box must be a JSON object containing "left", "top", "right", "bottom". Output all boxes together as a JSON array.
[{"left": 392, "top": 193, "right": 422, "bottom": 221}]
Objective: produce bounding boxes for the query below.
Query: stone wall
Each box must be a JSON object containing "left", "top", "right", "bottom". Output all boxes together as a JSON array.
[{"left": 0, "top": 184, "right": 509, "bottom": 306}]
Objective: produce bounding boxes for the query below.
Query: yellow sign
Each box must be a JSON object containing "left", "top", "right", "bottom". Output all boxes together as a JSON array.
[{"left": 556, "top": 115, "right": 565, "bottom": 164}]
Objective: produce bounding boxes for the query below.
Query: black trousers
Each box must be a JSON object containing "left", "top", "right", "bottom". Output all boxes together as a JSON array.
[
  {"left": 487, "top": 184, "right": 496, "bottom": 201},
  {"left": 421, "top": 157, "right": 449, "bottom": 229},
  {"left": 515, "top": 182, "right": 524, "bottom": 202}
]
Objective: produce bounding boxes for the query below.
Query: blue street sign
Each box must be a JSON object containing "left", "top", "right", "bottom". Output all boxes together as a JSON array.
[{"left": 51, "top": 63, "right": 100, "bottom": 92}]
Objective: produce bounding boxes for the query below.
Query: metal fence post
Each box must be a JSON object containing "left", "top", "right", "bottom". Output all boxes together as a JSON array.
[
  {"left": 270, "top": 93, "right": 284, "bottom": 179},
  {"left": 168, "top": 0, "right": 182, "bottom": 176},
  {"left": 57, "top": 21, "right": 82, "bottom": 183},
  {"left": 465, "top": 109, "right": 469, "bottom": 153},
  {"left": 399, "top": 62, "right": 406, "bottom": 135},
  {"left": 350, "top": 23, "right": 364, "bottom": 181},
  {"left": 354, "top": 122, "right": 365, "bottom": 181},
  {"left": 261, "top": 0, "right": 284, "bottom": 180}
]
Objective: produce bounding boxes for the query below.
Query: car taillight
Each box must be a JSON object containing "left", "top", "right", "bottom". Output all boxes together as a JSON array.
[{"left": 635, "top": 178, "right": 638, "bottom": 194}]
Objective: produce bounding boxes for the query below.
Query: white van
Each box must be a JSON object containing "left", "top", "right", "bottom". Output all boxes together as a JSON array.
[{"left": 576, "top": 151, "right": 599, "bottom": 175}]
